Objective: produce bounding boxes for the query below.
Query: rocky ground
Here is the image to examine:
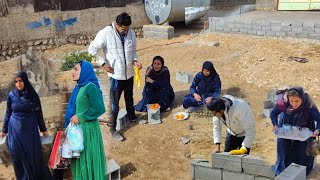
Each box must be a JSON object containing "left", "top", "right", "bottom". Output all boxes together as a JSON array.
[{"left": 1, "top": 28, "right": 320, "bottom": 179}]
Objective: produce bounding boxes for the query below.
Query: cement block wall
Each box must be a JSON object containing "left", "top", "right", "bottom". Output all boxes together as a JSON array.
[
  {"left": 0, "top": 3, "right": 150, "bottom": 44},
  {"left": 208, "top": 16, "right": 320, "bottom": 40},
  {"left": 192, "top": 152, "right": 308, "bottom": 180}
]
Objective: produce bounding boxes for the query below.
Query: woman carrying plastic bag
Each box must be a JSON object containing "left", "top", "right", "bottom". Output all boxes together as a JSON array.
[{"left": 64, "top": 60, "right": 107, "bottom": 180}]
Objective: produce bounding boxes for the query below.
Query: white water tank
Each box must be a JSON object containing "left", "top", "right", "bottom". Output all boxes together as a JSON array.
[{"left": 145, "top": 0, "right": 210, "bottom": 25}]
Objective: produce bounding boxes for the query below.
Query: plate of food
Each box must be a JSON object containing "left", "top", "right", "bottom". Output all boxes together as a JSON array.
[{"left": 173, "top": 112, "right": 189, "bottom": 121}]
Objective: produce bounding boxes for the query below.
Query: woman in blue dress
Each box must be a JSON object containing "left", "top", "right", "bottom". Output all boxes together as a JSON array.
[
  {"left": 0, "top": 71, "right": 51, "bottom": 180},
  {"left": 135, "top": 56, "right": 174, "bottom": 112},
  {"left": 270, "top": 86, "right": 320, "bottom": 176},
  {"left": 183, "top": 61, "right": 221, "bottom": 112}
]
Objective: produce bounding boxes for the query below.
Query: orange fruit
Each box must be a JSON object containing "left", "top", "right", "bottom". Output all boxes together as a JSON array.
[
  {"left": 179, "top": 114, "right": 185, "bottom": 119},
  {"left": 175, "top": 115, "right": 180, "bottom": 119}
]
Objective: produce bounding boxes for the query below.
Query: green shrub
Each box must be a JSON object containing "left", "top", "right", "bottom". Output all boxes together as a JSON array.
[{"left": 61, "top": 51, "right": 94, "bottom": 71}]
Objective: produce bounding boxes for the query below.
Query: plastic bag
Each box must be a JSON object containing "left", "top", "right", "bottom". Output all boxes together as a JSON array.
[
  {"left": 66, "top": 124, "right": 84, "bottom": 154},
  {"left": 62, "top": 138, "right": 72, "bottom": 158}
]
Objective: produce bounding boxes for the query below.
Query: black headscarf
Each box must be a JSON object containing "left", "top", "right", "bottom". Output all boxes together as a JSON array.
[
  {"left": 13, "top": 71, "right": 39, "bottom": 104},
  {"left": 202, "top": 61, "right": 217, "bottom": 82}
]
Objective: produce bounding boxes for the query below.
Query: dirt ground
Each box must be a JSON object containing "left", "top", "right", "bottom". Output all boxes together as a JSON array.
[{"left": 1, "top": 29, "right": 320, "bottom": 179}]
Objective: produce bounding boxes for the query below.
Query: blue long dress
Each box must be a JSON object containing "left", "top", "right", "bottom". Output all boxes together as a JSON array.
[
  {"left": 2, "top": 72, "right": 50, "bottom": 180},
  {"left": 183, "top": 72, "right": 221, "bottom": 108},
  {"left": 135, "top": 65, "right": 174, "bottom": 112},
  {"left": 270, "top": 86, "right": 320, "bottom": 176}
]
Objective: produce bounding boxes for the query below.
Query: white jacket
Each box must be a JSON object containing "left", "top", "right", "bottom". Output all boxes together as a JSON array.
[
  {"left": 212, "top": 95, "right": 256, "bottom": 148},
  {"left": 88, "top": 22, "right": 138, "bottom": 80}
]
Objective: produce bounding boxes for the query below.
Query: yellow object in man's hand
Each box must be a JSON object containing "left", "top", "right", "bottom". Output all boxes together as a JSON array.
[
  {"left": 134, "top": 66, "right": 141, "bottom": 87},
  {"left": 229, "top": 146, "right": 247, "bottom": 155}
]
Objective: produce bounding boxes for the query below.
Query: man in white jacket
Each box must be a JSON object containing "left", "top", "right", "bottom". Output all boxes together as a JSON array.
[
  {"left": 88, "top": 12, "right": 142, "bottom": 141},
  {"left": 207, "top": 95, "right": 256, "bottom": 155}
]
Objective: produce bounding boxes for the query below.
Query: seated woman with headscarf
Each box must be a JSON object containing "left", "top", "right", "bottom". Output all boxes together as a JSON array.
[
  {"left": 183, "top": 61, "right": 221, "bottom": 112},
  {"left": 135, "top": 56, "right": 174, "bottom": 112},
  {"left": 271, "top": 86, "right": 320, "bottom": 176}
]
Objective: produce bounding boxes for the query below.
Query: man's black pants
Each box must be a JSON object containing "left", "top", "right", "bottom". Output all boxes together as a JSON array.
[{"left": 108, "top": 77, "right": 136, "bottom": 129}]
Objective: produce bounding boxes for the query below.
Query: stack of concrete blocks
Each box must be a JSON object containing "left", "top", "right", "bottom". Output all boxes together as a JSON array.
[
  {"left": 107, "top": 159, "right": 121, "bottom": 180},
  {"left": 191, "top": 152, "right": 307, "bottom": 180},
  {"left": 176, "top": 71, "right": 194, "bottom": 84},
  {"left": 262, "top": 90, "right": 278, "bottom": 118},
  {"left": 143, "top": 24, "right": 174, "bottom": 39},
  {"left": 208, "top": 16, "right": 320, "bottom": 40}
]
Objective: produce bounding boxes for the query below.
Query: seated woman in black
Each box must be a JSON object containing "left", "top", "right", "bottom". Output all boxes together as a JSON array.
[{"left": 135, "top": 56, "right": 174, "bottom": 112}]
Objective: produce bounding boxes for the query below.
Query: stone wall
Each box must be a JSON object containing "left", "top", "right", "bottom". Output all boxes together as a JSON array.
[
  {"left": 0, "top": 3, "right": 149, "bottom": 48},
  {"left": 0, "top": 27, "right": 143, "bottom": 62}
]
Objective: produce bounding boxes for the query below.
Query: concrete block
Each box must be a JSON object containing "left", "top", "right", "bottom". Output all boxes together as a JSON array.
[
  {"left": 176, "top": 71, "right": 194, "bottom": 84},
  {"left": 212, "top": 152, "right": 245, "bottom": 172},
  {"left": 271, "top": 26, "right": 281, "bottom": 32},
  {"left": 315, "top": 28, "right": 320, "bottom": 34},
  {"left": 147, "top": 107, "right": 161, "bottom": 125},
  {"left": 252, "top": 20, "right": 263, "bottom": 25},
  {"left": 267, "top": 90, "right": 278, "bottom": 101},
  {"left": 263, "top": 108, "right": 273, "bottom": 118},
  {"left": 216, "top": 27, "right": 224, "bottom": 32},
  {"left": 116, "top": 109, "right": 130, "bottom": 131},
  {"left": 242, "top": 19, "right": 252, "bottom": 25},
  {"left": 235, "top": 24, "right": 244, "bottom": 28},
  {"left": 243, "top": 24, "right": 252, "bottom": 30},
  {"left": 180, "top": 136, "right": 191, "bottom": 144},
  {"left": 281, "top": 26, "right": 292, "bottom": 32},
  {"left": 292, "top": 22, "right": 303, "bottom": 27},
  {"left": 242, "top": 155, "right": 275, "bottom": 178},
  {"left": 252, "top": 25, "right": 262, "bottom": 30},
  {"left": 223, "top": 28, "right": 231, "bottom": 32},
  {"left": 240, "top": 29, "right": 248, "bottom": 33},
  {"left": 248, "top": 30, "right": 257, "bottom": 35},
  {"left": 296, "top": 32, "right": 309, "bottom": 38},
  {"left": 276, "top": 32, "right": 286, "bottom": 37},
  {"left": 287, "top": 32, "right": 297, "bottom": 38},
  {"left": 255, "top": 177, "right": 274, "bottom": 180},
  {"left": 263, "top": 100, "right": 274, "bottom": 109},
  {"left": 303, "top": 22, "right": 315, "bottom": 28},
  {"left": 303, "top": 27, "right": 315, "bottom": 33},
  {"left": 271, "top": 21, "right": 281, "bottom": 26},
  {"left": 209, "top": 17, "right": 221, "bottom": 23},
  {"left": 143, "top": 31, "right": 153, "bottom": 38},
  {"left": 106, "top": 159, "right": 121, "bottom": 180},
  {"left": 191, "top": 160, "right": 222, "bottom": 180},
  {"left": 281, "top": 21, "right": 292, "bottom": 26},
  {"left": 275, "top": 163, "right": 306, "bottom": 180},
  {"left": 143, "top": 25, "right": 151, "bottom": 31},
  {"left": 227, "top": 24, "right": 235, "bottom": 29},
  {"left": 292, "top": 27, "right": 303, "bottom": 33},
  {"left": 209, "top": 24, "right": 216, "bottom": 30},
  {"left": 261, "top": 25, "right": 271, "bottom": 31},
  {"left": 309, "top": 33, "right": 320, "bottom": 40},
  {"left": 159, "top": 32, "right": 174, "bottom": 39},
  {"left": 231, "top": 28, "right": 240, "bottom": 32},
  {"left": 257, "top": 31, "right": 266, "bottom": 36},
  {"left": 223, "top": 171, "right": 254, "bottom": 180}
]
